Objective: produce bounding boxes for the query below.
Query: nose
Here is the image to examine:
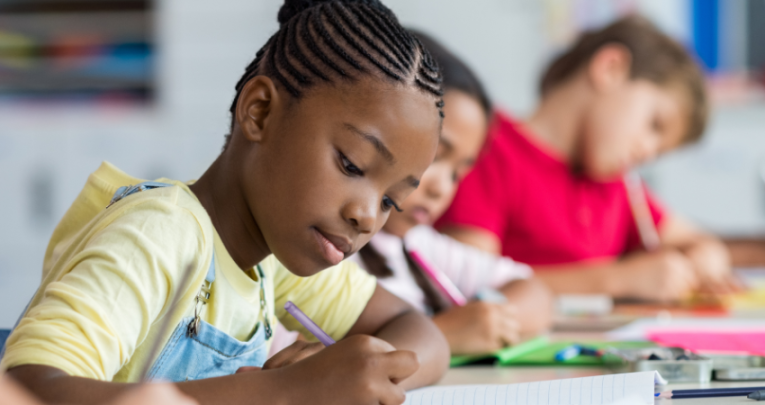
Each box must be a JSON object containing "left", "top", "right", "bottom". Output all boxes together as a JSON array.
[
  {"left": 341, "top": 195, "right": 377, "bottom": 234},
  {"left": 422, "top": 163, "right": 454, "bottom": 202}
]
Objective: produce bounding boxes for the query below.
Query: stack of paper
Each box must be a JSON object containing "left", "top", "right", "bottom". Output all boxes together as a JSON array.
[{"left": 405, "top": 371, "right": 661, "bottom": 405}]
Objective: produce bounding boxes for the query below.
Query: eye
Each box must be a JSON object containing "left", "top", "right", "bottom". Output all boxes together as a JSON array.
[
  {"left": 382, "top": 196, "right": 402, "bottom": 212},
  {"left": 339, "top": 152, "right": 364, "bottom": 177},
  {"left": 651, "top": 117, "right": 664, "bottom": 135}
]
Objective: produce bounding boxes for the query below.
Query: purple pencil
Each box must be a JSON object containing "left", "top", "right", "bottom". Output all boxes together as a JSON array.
[{"left": 284, "top": 301, "right": 335, "bottom": 346}]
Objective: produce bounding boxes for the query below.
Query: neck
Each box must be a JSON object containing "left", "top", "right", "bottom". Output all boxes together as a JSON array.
[
  {"left": 525, "top": 79, "right": 590, "bottom": 162},
  {"left": 189, "top": 153, "right": 271, "bottom": 270}
]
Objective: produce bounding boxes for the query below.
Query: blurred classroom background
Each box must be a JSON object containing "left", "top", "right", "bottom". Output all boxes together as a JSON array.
[{"left": 0, "top": 0, "right": 763, "bottom": 328}]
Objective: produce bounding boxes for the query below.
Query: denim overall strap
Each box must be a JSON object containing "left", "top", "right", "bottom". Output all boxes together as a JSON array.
[
  {"left": 104, "top": 180, "right": 273, "bottom": 381},
  {"left": 255, "top": 264, "right": 272, "bottom": 339},
  {"left": 186, "top": 253, "right": 216, "bottom": 337},
  {"left": 146, "top": 262, "right": 272, "bottom": 382},
  {"left": 107, "top": 181, "right": 174, "bottom": 208}
]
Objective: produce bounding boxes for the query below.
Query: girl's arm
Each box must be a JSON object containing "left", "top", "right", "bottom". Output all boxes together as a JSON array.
[
  {"left": 407, "top": 226, "right": 553, "bottom": 335},
  {"left": 8, "top": 285, "right": 447, "bottom": 405},
  {"left": 8, "top": 330, "right": 424, "bottom": 405},
  {"left": 344, "top": 284, "right": 450, "bottom": 390}
]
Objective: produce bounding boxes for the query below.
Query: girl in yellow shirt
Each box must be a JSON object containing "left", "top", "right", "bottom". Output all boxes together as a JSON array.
[{"left": 1, "top": 0, "right": 449, "bottom": 404}]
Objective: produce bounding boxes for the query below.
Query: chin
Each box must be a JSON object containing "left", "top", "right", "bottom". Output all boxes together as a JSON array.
[{"left": 272, "top": 251, "right": 327, "bottom": 278}]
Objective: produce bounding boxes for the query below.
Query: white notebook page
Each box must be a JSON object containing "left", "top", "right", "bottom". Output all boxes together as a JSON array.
[{"left": 404, "top": 371, "right": 658, "bottom": 405}]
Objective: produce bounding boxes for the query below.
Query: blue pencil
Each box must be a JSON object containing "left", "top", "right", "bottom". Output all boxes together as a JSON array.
[{"left": 655, "top": 386, "right": 765, "bottom": 399}]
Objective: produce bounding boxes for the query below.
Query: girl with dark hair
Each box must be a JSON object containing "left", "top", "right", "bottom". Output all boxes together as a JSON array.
[
  {"left": 353, "top": 30, "right": 553, "bottom": 356},
  {"left": 1, "top": 1, "right": 450, "bottom": 404}
]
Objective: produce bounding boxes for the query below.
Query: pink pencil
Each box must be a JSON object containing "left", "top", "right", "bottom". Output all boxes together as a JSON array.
[
  {"left": 408, "top": 250, "right": 467, "bottom": 306},
  {"left": 624, "top": 172, "right": 661, "bottom": 252}
]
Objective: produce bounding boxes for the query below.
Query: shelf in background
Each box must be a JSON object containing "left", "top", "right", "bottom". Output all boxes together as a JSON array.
[
  {"left": 0, "top": 0, "right": 155, "bottom": 104},
  {"left": 0, "top": 1, "right": 150, "bottom": 14}
]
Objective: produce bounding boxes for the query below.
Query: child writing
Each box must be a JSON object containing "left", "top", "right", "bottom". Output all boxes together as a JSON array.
[
  {"left": 436, "top": 16, "right": 735, "bottom": 302},
  {"left": 1, "top": 1, "right": 450, "bottom": 404},
  {"left": 352, "top": 31, "right": 553, "bottom": 356}
]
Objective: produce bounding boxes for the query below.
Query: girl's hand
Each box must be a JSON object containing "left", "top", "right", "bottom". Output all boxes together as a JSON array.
[
  {"left": 272, "top": 334, "right": 418, "bottom": 405},
  {"left": 263, "top": 340, "right": 325, "bottom": 370},
  {"left": 432, "top": 301, "right": 520, "bottom": 355},
  {"left": 107, "top": 384, "right": 198, "bottom": 405},
  {"left": 235, "top": 340, "right": 325, "bottom": 374}
]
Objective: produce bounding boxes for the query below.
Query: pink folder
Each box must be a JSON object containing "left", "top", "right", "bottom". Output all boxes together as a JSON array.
[{"left": 648, "top": 331, "right": 765, "bottom": 355}]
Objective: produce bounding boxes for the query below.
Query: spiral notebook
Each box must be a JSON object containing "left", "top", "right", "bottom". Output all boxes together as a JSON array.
[{"left": 404, "top": 371, "right": 663, "bottom": 405}]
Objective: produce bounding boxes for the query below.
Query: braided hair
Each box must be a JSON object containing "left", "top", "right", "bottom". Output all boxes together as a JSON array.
[
  {"left": 410, "top": 29, "right": 491, "bottom": 121},
  {"left": 225, "top": 0, "right": 444, "bottom": 148}
]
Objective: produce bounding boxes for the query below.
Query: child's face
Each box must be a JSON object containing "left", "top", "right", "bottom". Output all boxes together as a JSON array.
[
  {"left": 579, "top": 80, "right": 688, "bottom": 180},
  {"left": 382, "top": 91, "right": 488, "bottom": 238},
  {"left": 241, "top": 77, "right": 440, "bottom": 276}
]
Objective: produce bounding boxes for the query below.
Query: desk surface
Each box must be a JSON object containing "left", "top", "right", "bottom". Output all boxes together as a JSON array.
[{"left": 438, "top": 366, "right": 761, "bottom": 404}]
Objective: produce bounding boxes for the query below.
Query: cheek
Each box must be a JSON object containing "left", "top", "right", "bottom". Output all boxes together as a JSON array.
[
  {"left": 254, "top": 137, "right": 339, "bottom": 224},
  {"left": 431, "top": 189, "right": 457, "bottom": 219},
  {"left": 584, "top": 96, "right": 639, "bottom": 156}
]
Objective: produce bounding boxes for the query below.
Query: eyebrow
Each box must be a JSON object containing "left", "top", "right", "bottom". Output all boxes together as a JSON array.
[
  {"left": 405, "top": 175, "right": 420, "bottom": 189},
  {"left": 343, "top": 123, "right": 395, "bottom": 164}
]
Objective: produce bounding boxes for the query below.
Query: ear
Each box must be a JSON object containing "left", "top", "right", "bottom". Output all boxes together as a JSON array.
[
  {"left": 587, "top": 43, "right": 632, "bottom": 93},
  {"left": 235, "top": 76, "right": 281, "bottom": 143}
]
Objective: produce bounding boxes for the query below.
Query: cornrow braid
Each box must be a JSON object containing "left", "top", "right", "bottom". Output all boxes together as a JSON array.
[{"left": 225, "top": 0, "right": 444, "bottom": 148}]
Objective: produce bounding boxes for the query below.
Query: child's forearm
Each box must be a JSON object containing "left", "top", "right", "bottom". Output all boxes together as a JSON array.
[
  {"left": 371, "top": 309, "right": 450, "bottom": 390},
  {"left": 7, "top": 364, "right": 283, "bottom": 405},
  {"left": 725, "top": 238, "right": 765, "bottom": 267},
  {"left": 534, "top": 264, "right": 621, "bottom": 296}
]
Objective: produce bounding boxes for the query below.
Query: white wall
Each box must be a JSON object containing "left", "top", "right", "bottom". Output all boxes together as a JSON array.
[{"left": 0, "top": 0, "right": 763, "bottom": 327}]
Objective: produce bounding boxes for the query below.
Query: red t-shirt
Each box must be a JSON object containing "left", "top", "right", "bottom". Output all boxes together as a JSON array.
[{"left": 435, "top": 111, "right": 665, "bottom": 267}]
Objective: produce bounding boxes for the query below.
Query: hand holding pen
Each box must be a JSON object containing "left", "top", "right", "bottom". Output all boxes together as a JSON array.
[{"left": 275, "top": 301, "right": 419, "bottom": 405}]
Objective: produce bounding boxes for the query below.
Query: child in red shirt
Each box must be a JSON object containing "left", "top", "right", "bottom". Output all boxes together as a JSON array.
[{"left": 437, "top": 16, "right": 735, "bottom": 302}]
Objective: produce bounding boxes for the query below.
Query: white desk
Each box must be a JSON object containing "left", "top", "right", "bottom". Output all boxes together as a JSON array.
[{"left": 438, "top": 366, "right": 763, "bottom": 404}]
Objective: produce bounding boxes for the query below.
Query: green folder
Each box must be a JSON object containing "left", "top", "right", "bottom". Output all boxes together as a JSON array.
[
  {"left": 450, "top": 337, "right": 655, "bottom": 367},
  {"left": 450, "top": 336, "right": 550, "bottom": 367}
]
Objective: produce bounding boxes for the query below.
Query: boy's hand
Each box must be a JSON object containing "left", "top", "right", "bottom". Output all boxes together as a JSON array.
[
  {"left": 273, "top": 334, "right": 418, "bottom": 405},
  {"left": 683, "top": 240, "right": 742, "bottom": 294},
  {"left": 432, "top": 301, "right": 520, "bottom": 355},
  {"left": 616, "top": 250, "right": 700, "bottom": 302}
]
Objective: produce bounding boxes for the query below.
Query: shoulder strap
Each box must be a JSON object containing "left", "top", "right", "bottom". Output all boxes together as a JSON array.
[{"left": 107, "top": 181, "right": 174, "bottom": 209}]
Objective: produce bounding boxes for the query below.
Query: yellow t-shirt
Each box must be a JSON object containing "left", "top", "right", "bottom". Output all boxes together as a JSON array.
[{"left": 1, "top": 162, "right": 376, "bottom": 382}]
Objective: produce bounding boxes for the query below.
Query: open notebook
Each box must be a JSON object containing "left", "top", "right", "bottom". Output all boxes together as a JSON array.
[{"left": 405, "top": 371, "right": 663, "bottom": 405}]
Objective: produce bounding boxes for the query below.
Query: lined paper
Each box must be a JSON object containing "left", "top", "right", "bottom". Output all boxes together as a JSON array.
[{"left": 404, "top": 371, "right": 658, "bottom": 405}]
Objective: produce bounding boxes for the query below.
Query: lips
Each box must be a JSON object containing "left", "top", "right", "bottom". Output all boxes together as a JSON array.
[
  {"left": 312, "top": 227, "right": 351, "bottom": 266},
  {"left": 409, "top": 206, "right": 432, "bottom": 225}
]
